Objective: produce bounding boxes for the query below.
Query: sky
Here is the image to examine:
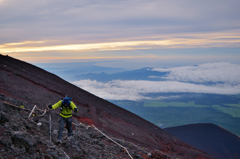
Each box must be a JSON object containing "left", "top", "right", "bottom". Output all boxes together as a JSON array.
[{"left": 0, "top": 0, "right": 240, "bottom": 67}]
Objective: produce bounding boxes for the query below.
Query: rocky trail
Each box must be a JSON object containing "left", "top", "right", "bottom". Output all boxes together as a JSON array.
[{"left": 0, "top": 94, "right": 166, "bottom": 159}]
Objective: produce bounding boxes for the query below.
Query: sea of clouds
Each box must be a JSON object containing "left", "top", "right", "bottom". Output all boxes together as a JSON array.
[{"left": 73, "top": 62, "right": 240, "bottom": 101}]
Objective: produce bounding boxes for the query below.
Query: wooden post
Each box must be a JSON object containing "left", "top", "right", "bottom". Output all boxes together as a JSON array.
[{"left": 28, "top": 105, "right": 36, "bottom": 117}]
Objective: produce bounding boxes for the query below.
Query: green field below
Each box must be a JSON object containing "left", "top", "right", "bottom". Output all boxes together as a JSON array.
[
  {"left": 110, "top": 99, "right": 240, "bottom": 136},
  {"left": 143, "top": 101, "right": 240, "bottom": 118}
]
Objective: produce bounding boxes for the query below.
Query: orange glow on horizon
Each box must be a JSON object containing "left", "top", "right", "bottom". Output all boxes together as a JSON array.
[
  {"left": 1, "top": 31, "right": 239, "bottom": 63},
  {"left": 0, "top": 40, "right": 173, "bottom": 53},
  {"left": 1, "top": 32, "right": 239, "bottom": 53}
]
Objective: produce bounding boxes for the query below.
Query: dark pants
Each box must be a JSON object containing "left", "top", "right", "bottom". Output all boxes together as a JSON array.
[{"left": 57, "top": 116, "right": 73, "bottom": 141}]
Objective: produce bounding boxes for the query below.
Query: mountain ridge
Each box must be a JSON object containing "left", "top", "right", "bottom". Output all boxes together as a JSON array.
[
  {"left": 164, "top": 123, "right": 240, "bottom": 159},
  {"left": 73, "top": 67, "right": 168, "bottom": 82}
]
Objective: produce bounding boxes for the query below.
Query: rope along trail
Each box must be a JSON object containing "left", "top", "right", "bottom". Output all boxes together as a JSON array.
[
  {"left": 1, "top": 100, "right": 147, "bottom": 159},
  {"left": 92, "top": 125, "right": 133, "bottom": 159},
  {"left": 0, "top": 101, "right": 47, "bottom": 116},
  {"left": 73, "top": 121, "right": 135, "bottom": 159}
]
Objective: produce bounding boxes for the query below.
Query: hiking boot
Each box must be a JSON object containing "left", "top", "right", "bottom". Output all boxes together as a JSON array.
[
  {"left": 67, "top": 136, "right": 72, "bottom": 140},
  {"left": 57, "top": 139, "right": 62, "bottom": 144}
]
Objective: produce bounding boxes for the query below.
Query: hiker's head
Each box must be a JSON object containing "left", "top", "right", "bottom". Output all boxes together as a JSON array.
[{"left": 62, "top": 97, "right": 70, "bottom": 107}]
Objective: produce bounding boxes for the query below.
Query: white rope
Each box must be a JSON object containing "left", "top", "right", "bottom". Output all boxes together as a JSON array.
[
  {"left": 28, "top": 105, "right": 47, "bottom": 117},
  {"left": 74, "top": 121, "right": 142, "bottom": 159},
  {"left": 35, "top": 106, "right": 45, "bottom": 112},
  {"left": 70, "top": 117, "right": 147, "bottom": 159},
  {"left": 38, "top": 109, "right": 47, "bottom": 116},
  {"left": 111, "top": 137, "right": 149, "bottom": 154},
  {"left": 92, "top": 125, "right": 134, "bottom": 159}
]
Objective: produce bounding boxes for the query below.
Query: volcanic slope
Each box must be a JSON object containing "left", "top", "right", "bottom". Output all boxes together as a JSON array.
[
  {"left": 0, "top": 96, "right": 148, "bottom": 159},
  {"left": 0, "top": 54, "right": 213, "bottom": 158},
  {"left": 165, "top": 123, "right": 240, "bottom": 159}
]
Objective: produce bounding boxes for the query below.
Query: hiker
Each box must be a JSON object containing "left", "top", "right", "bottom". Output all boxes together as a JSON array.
[{"left": 48, "top": 96, "right": 78, "bottom": 143}]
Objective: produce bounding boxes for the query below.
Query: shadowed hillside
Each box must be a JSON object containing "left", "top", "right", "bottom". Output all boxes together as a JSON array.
[
  {"left": 165, "top": 123, "right": 240, "bottom": 159},
  {"left": 0, "top": 54, "right": 213, "bottom": 158}
]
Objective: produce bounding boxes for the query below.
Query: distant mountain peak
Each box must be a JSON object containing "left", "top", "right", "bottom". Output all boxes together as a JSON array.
[{"left": 142, "top": 67, "right": 153, "bottom": 70}]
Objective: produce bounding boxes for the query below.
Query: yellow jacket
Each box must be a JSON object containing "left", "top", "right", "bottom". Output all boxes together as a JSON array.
[{"left": 52, "top": 100, "right": 77, "bottom": 118}]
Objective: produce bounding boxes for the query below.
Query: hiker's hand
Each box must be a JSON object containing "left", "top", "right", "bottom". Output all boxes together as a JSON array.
[
  {"left": 74, "top": 108, "right": 77, "bottom": 113},
  {"left": 48, "top": 104, "right": 52, "bottom": 109}
]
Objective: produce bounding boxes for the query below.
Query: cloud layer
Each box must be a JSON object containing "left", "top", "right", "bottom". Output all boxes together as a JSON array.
[
  {"left": 153, "top": 62, "right": 240, "bottom": 84},
  {"left": 73, "top": 62, "right": 240, "bottom": 100}
]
